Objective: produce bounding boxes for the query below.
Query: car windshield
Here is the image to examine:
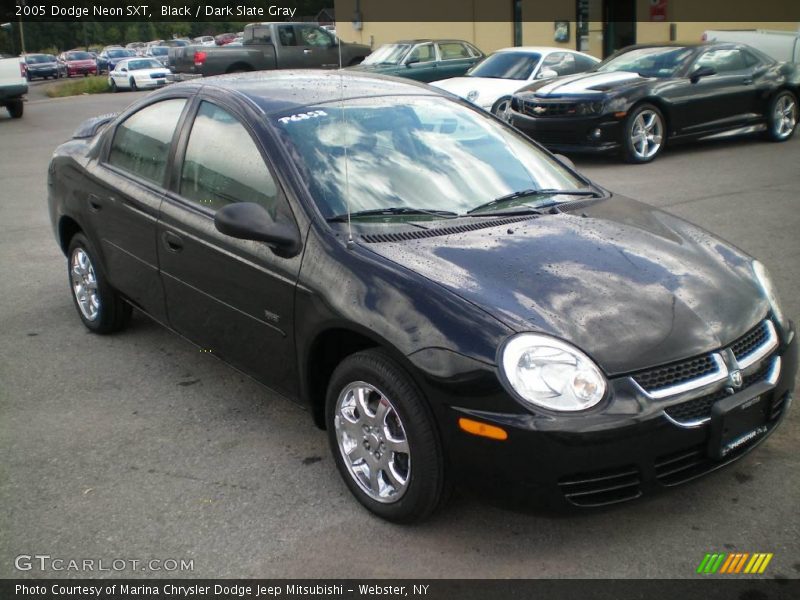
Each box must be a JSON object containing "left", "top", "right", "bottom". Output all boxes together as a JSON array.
[
  {"left": 362, "top": 44, "right": 413, "bottom": 65},
  {"left": 275, "top": 96, "right": 586, "bottom": 221},
  {"left": 108, "top": 49, "right": 135, "bottom": 58},
  {"left": 468, "top": 51, "right": 541, "bottom": 80},
  {"left": 127, "top": 59, "right": 162, "bottom": 70},
  {"left": 26, "top": 55, "right": 53, "bottom": 63},
  {"left": 597, "top": 46, "right": 695, "bottom": 78},
  {"left": 66, "top": 52, "right": 92, "bottom": 60},
  {"left": 150, "top": 47, "right": 168, "bottom": 55}
]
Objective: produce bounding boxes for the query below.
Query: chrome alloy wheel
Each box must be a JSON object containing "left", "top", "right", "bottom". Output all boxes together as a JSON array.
[
  {"left": 630, "top": 109, "right": 664, "bottom": 160},
  {"left": 334, "top": 381, "right": 411, "bottom": 503},
  {"left": 773, "top": 94, "right": 797, "bottom": 139},
  {"left": 70, "top": 248, "right": 100, "bottom": 321}
]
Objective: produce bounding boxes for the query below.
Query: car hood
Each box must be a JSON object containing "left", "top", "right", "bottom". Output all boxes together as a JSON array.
[
  {"left": 361, "top": 196, "right": 767, "bottom": 375},
  {"left": 518, "top": 70, "right": 648, "bottom": 97},
  {"left": 67, "top": 59, "right": 95, "bottom": 66},
  {"left": 431, "top": 77, "right": 529, "bottom": 105}
]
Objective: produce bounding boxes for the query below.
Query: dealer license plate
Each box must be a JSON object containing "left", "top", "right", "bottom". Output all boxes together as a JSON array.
[{"left": 709, "top": 394, "right": 768, "bottom": 459}]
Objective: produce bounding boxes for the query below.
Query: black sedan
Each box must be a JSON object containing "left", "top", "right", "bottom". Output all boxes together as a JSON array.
[
  {"left": 508, "top": 42, "right": 799, "bottom": 163},
  {"left": 48, "top": 71, "right": 796, "bottom": 522}
]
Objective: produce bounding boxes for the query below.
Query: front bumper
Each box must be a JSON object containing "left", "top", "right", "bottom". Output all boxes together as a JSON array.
[
  {"left": 442, "top": 325, "right": 797, "bottom": 509},
  {"left": 27, "top": 68, "right": 58, "bottom": 79},
  {"left": 509, "top": 109, "right": 624, "bottom": 154},
  {"left": 68, "top": 65, "right": 97, "bottom": 76}
]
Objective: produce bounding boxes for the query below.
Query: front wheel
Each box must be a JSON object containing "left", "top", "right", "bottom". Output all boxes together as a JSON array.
[
  {"left": 67, "top": 233, "right": 131, "bottom": 334},
  {"left": 326, "top": 349, "right": 449, "bottom": 523},
  {"left": 491, "top": 96, "right": 512, "bottom": 118},
  {"left": 109, "top": 79, "right": 117, "bottom": 92},
  {"left": 766, "top": 90, "right": 798, "bottom": 142},
  {"left": 130, "top": 77, "right": 137, "bottom": 91},
  {"left": 622, "top": 103, "right": 665, "bottom": 163}
]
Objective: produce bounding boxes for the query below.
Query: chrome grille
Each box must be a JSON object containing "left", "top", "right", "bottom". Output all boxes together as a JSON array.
[
  {"left": 633, "top": 355, "right": 718, "bottom": 393},
  {"left": 730, "top": 321, "right": 769, "bottom": 361}
]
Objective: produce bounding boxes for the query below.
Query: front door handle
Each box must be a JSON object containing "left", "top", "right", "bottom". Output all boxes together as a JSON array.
[
  {"left": 88, "top": 194, "right": 102, "bottom": 212},
  {"left": 162, "top": 230, "right": 184, "bottom": 252},
  {"left": 742, "top": 78, "right": 754, "bottom": 85},
  {"left": 303, "top": 49, "right": 312, "bottom": 54}
]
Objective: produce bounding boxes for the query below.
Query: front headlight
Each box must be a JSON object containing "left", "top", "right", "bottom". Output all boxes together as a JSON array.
[
  {"left": 753, "top": 260, "right": 787, "bottom": 330},
  {"left": 500, "top": 334, "right": 607, "bottom": 412},
  {"left": 466, "top": 89, "right": 479, "bottom": 103}
]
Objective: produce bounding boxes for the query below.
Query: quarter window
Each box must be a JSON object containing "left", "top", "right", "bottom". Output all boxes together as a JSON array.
[
  {"left": 180, "top": 102, "right": 278, "bottom": 213},
  {"left": 107, "top": 98, "right": 186, "bottom": 185}
]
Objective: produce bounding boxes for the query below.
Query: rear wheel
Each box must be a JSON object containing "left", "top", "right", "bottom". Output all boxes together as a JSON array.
[
  {"left": 622, "top": 103, "right": 665, "bottom": 163},
  {"left": 7, "top": 99, "right": 23, "bottom": 119},
  {"left": 67, "top": 233, "right": 131, "bottom": 334},
  {"left": 326, "top": 349, "right": 449, "bottom": 523},
  {"left": 766, "top": 90, "right": 798, "bottom": 142},
  {"left": 109, "top": 79, "right": 117, "bottom": 92}
]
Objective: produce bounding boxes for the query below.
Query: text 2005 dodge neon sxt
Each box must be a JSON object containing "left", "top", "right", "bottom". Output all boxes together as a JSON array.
[{"left": 48, "top": 71, "right": 796, "bottom": 522}]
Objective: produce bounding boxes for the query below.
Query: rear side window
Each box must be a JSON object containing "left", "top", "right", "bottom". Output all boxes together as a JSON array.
[
  {"left": 246, "top": 26, "right": 271, "bottom": 44},
  {"left": 107, "top": 98, "right": 186, "bottom": 185},
  {"left": 179, "top": 102, "right": 278, "bottom": 213},
  {"left": 277, "top": 25, "right": 297, "bottom": 46},
  {"left": 438, "top": 42, "right": 472, "bottom": 60}
]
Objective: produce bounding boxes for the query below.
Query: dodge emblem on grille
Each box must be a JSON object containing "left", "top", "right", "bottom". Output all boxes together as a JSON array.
[{"left": 729, "top": 370, "right": 743, "bottom": 389}]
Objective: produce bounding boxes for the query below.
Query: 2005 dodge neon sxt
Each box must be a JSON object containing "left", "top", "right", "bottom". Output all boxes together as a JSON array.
[{"left": 48, "top": 71, "right": 797, "bottom": 522}]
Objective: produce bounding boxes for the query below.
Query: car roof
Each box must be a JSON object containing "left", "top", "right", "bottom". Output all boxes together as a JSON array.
[
  {"left": 392, "top": 39, "right": 472, "bottom": 44},
  {"left": 172, "top": 70, "right": 442, "bottom": 115},
  {"left": 494, "top": 46, "right": 600, "bottom": 58}
]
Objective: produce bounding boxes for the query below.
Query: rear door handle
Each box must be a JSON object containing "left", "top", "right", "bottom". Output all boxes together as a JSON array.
[
  {"left": 88, "top": 194, "right": 102, "bottom": 212},
  {"left": 162, "top": 230, "right": 184, "bottom": 252}
]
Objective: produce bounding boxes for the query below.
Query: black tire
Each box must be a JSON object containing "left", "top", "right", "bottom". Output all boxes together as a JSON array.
[
  {"left": 765, "top": 90, "right": 798, "bottom": 142},
  {"left": 621, "top": 102, "right": 666, "bottom": 164},
  {"left": 325, "top": 349, "right": 449, "bottom": 523},
  {"left": 7, "top": 99, "right": 23, "bottom": 119},
  {"left": 110, "top": 79, "right": 117, "bottom": 93},
  {"left": 129, "top": 77, "right": 137, "bottom": 91},
  {"left": 66, "top": 233, "right": 131, "bottom": 334}
]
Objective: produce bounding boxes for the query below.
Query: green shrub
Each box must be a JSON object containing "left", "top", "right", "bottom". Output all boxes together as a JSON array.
[{"left": 46, "top": 76, "right": 110, "bottom": 98}]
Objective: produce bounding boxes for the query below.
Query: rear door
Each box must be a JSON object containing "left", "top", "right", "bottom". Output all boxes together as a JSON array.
[
  {"left": 157, "top": 98, "right": 303, "bottom": 395},
  {"left": 294, "top": 24, "right": 340, "bottom": 68},
  {"left": 274, "top": 24, "right": 308, "bottom": 69},
  {"left": 85, "top": 96, "right": 190, "bottom": 322},
  {"left": 435, "top": 42, "right": 480, "bottom": 80}
]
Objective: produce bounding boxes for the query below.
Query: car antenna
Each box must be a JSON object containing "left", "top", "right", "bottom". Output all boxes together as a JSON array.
[{"left": 337, "top": 31, "right": 355, "bottom": 249}]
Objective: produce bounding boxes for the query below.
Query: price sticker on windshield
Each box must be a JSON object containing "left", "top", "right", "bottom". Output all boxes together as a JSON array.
[{"left": 278, "top": 110, "right": 328, "bottom": 125}]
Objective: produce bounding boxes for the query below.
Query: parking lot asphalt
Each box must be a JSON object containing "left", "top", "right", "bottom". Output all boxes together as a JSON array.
[{"left": 1, "top": 89, "right": 798, "bottom": 580}]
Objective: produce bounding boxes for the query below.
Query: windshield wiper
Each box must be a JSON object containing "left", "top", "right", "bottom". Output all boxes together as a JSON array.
[
  {"left": 327, "top": 207, "right": 459, "bottom": 222},
  {"left": 466, "top": 188, "right": 599, "bottom": 216}
]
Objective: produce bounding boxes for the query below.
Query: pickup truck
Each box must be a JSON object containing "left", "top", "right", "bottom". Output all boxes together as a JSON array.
[
  {"left": 702, "top": 29, "right": 800, "bottom": 63},
  {"left": 0, "top": 55, "right": 27, "bottom": 119},
  {"left": 169, "top": 22, "right": 371, "bottom": 78}
]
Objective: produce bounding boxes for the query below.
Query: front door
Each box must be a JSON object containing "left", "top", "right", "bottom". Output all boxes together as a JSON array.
[{"left": 157, "top": 99, "right": 302, "bottom": 395}]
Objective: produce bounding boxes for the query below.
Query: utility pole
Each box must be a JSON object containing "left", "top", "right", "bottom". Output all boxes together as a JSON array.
[{"left": 17, "top": 0, "right": 26, "bottom": 55}]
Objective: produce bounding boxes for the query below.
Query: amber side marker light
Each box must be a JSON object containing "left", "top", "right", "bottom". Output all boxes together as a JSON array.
[
  {"left": 614, "top": 111, "right": 627, "bottom": 118},
  {"left": 458, "top": 417, "right": 508, "bottom": 441}
]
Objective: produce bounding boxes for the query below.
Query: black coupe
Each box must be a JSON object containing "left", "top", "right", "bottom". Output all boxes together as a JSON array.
[
  {"left": 48, "top": 71, "right": 796, "bottom": 522},
  {"left": 508, "top": 42, "right": 799, "bottom": 162}
]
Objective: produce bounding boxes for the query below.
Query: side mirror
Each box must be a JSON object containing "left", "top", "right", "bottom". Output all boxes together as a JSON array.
[
  {"left": 120, "top": 67, "right": 127, "bottom": 73},
  {"left": 553, "top": 153, "right": 576, "bottom": 171},
  {"left": 537, "top": 68, "right": 559, "bottom": 80},
  {"left": 689, "top": 65, "right": 716, "bottom": 83},
  {"left": 214, "top": 202, "right": 301, "bottom": 257},
  {"left": 405, "top": 57, "right": 420, "bottom": 66}
]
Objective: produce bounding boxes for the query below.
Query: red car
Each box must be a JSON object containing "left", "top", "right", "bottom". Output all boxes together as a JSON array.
[{"left": 58, "top": 51, "right": 97, "bottom": 77}]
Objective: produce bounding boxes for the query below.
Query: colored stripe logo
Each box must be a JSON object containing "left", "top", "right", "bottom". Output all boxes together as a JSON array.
[{"left": 696, "top": 553, "right": 773, "bottom": 574}]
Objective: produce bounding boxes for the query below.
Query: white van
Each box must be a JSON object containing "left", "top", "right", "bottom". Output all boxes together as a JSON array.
[{"left": 702, "top": 29, "right": 800, "bottom": 63}]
